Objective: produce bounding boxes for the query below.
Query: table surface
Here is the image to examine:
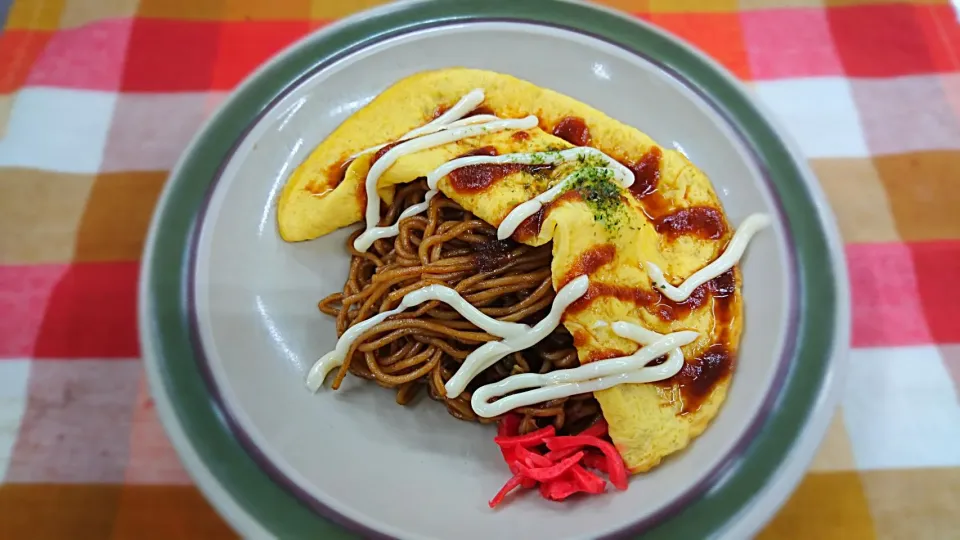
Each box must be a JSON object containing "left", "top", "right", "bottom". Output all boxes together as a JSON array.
[{"left": 1, "top": 0, "right": 959, "bottom": 538}]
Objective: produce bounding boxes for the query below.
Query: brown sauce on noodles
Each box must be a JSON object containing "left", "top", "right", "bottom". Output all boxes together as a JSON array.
[{"left": 473, "top": 239, "right": 516, "bottom": 273}]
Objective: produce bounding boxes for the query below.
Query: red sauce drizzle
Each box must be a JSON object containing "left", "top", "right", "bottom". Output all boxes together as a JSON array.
[
  {"left": 551, "top": 189, "right": 582, "bottom": 206},
  {"left": 651, "top": 285, "right": 710, "bottom": 321},
  {"left": 567, "top": 271, "right": 732, "bottom": 323},
  {"left": 709, "top": 269, "right": 737, "bottom": 346},
  {"left": 671, "top": 344, "right": 733, "bottom": 413},
  {"left": 552, "top": 116, "right": 592, "bottom": 147},
  {"left": 654, "top": 206, "right": 727, "bottom": 240},
  {"left": 711, "top": 269, "right": 736, "bottom": 297},
  {"left": 624, "top": 148, "right": 729, "bottom": 239},
  {"left": 623, "top": 147, "right": 674, "bottom": 218},
  {"left": 558, "top": 244, "right": 617, "bottom": 288},
  {"left": 458, "top": 146, "right": 498, "bottom": 158},
  {"left": 307, "top": 157, "right": 354, "bottom": 194},
  {"left": 448, "top": 163, "right": 527, "bottom": 193},
  {"left": 647, "top": 354, "right": 669, "bottom": 367},
  {"left": 568, "top": 283, "right": 657, "bottom": 318},
  {"left": 510, "top": 190, "right": 581, "bottom": 243},
  {"left": 467, "top": 105, "right": 495, "bottom": 117},
  {"left": 572, "top": 329, "right": 590, "bottom": 348},
  {"left": 584, "top": 349, "right": 668, "bottom": 366},
  {"left": 371, "top": 141, "right": 401, "bottom": 165},
  {"left": 512, "top": 131, "right": 531, "bottom": 142},
  {"left": 511, "top": 207, "right": 546, "bottom": 243},
  {"left": 447, "top": 148, "right": 553, "bottom": 195},
  {"left": 657, "top": 268, "right": 738, "bottom": 413},
  {"left": 626, "top": 147, "right": 661, "bottom": 198}
]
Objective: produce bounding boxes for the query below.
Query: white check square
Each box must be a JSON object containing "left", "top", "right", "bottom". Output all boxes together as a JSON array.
[
  {"left": 0, "top": 88, "right": 117, "bottom": 174},
  {"left": 0, "top": 360, "right": 31, "bottom": 480},
  {"left": 843, "top": 346, "right": 960, "bottom": 470},
  {"left": 753, "top": 77, "right": 869, "bottom": 159}
]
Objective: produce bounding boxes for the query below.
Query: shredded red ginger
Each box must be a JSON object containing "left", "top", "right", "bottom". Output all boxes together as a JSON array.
[{"left": 488, "top": 415, "right": 629, "bottom": 508}]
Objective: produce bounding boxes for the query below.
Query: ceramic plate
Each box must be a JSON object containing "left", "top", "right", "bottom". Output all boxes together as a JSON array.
[{"left": 139, "top": 1, "right": 850, "bottom": 538}]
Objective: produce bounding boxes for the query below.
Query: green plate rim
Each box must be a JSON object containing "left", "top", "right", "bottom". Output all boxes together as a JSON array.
[{"left": 138, "top": 0, "right": 849, "bottom": 538}]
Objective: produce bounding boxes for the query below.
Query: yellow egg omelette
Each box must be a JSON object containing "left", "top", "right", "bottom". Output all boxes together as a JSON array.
[{"left": 278, "top": 68, "right": 743, "bottom": 473}]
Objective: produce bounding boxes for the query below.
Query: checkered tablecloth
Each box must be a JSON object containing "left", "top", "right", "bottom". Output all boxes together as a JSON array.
[{"left": 1, "top": 0, "right": 958, "bottom": 538}]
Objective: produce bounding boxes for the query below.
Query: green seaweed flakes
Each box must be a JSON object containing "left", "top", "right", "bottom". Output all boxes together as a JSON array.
[{"left": 563, "top": 167, "right": 625, "bottom": 233}]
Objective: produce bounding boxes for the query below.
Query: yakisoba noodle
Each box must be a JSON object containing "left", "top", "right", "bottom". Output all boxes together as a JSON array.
[{"left": 317, "top": 180, "right": 603, "bottom": 434}]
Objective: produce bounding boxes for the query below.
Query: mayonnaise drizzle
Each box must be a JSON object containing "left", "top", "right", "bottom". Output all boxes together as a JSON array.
[
  {"left": 353, "top": 115, "right": 538, "bottom": 252},
  {"left": 352, "top": 116, "right": 500, "bottom": 159},
  {"left": 472, "top": 323, "right": 698, "bottom": 417},
  {"left": 306, "top": 276, "right": 589, "bottom": 393},
  {"left": 349, "top": 190, "right": 439, "bottom": 251},
  {"left": 404, "top": 89, "right": 487, "bottom": 139},
  {"left": 443, "top": 275, "right": 590, "bottom": 398},
  {"left": 307, "top": 306, "right": 404, "bottom": 392},
  {"left": 645, "top": 213, "right": 772, "bottom": 302},
  {"left": 350, "top": 89, "right": 489, "bottom": 158}
]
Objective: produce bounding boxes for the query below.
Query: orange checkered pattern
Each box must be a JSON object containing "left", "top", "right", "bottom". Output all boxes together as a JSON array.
[{"left": 1, "top": 0, "right": 959, "bottom": 538}]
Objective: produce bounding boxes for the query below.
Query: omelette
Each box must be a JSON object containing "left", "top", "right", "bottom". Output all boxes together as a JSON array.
[{"left": 280, "top": 68, "right": 751, "bottom": 473}]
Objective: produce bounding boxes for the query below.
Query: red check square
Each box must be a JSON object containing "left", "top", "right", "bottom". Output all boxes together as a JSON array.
[
  {"left": 910, "top": 240, "right": 960, "bottom": 343},
  {"left": 212, "top": 21, "right": 311, "bottom": 90},
  {"left": 846, "top": 243, "right": 933, "bottom": 348},
  {"left": 27, "top": 19, "right": 133, "bottom": 91},
  {"left": 650, "top": 13, "right": 751, "bottom": 80},
  {"left": 827, "top": 4, "right": 938, "bottom": 77},
  {"left": 741, "top": 8, "right": 843, "bottom": 79},
  {"left": 916, "top": 4, "right": 960, "bottom": 73},
  {"left": 0, "top": 31, "right": 53, "bottom": 93},
  {"left": 32, "top": 262, "right": 140, "bottom": 358},
  {"left": 0, "top": 264, "right": 68, "bottom": 357},
  {"left": 121, "top": 19, "right": 221, "bottom": 92}
]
